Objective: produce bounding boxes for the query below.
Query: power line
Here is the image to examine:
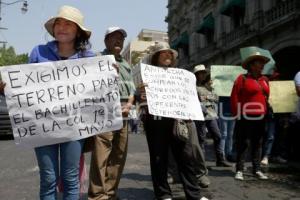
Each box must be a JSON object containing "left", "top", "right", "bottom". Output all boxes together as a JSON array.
[{"left": 0, "top": 0, "right": 28, "bottom": 47}]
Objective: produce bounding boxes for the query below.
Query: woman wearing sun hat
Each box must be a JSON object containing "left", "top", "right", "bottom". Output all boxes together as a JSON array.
[
  {"left": 230, "top": 47, "right": 270, "bottom": 181},
  {"left": 28, "top": 5, "right": 94, "bottom": 199},
  {"left": 138, "top": 41, "right": 209, "bottom": 200}
]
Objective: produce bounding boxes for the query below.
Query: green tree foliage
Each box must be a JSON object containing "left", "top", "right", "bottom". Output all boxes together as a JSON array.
[{"left": 0, "top": 46, "right": 28, "bottom": 67}]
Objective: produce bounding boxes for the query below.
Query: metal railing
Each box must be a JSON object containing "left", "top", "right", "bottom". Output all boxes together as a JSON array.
[
  {"left": 198, "top": 42, "right": 216, "bottom": 56},
  {"left": 265, "top": 0, "right": 300, "bottom": 24},
  {"left": 221, "top": 24, "right": 251, "bottom": 47},
  {"left": 184, "top": 0, "right": 300, "bottom": 65}
]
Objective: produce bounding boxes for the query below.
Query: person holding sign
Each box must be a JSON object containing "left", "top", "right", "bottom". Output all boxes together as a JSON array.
[
  {"left": 88, "top": 27, "right": 135, "bottom": 200},
  {"left": 138, "top": 42, "right": 208, "bottom": 200},
  {"left": 231, "top": 47, "right": 270, "bottom": 181},
  {"left": 25, "top": 5, "right": 94, "bottom": 200}
]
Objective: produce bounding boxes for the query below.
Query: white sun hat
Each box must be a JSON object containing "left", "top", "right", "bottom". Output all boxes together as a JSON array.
[
  {"left": 44, "top": 5, "right": 91, "bottom": 38},
  {"left": 193, "top": 64, "right": 206, "bottom": 74},
  {"left": 104, "top": 26, "right": 127, "bottom": 39}
]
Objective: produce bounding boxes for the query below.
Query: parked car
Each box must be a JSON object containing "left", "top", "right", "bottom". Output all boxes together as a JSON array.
[{"left": 0, "top": 94, "right": 12, "bottom": 135}]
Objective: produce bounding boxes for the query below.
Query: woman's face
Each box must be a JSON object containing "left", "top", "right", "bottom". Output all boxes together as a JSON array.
[
  {"left": 249, "top": 59, "right": 265, "bottom": 76},
  {"left": 53, "top": 18, "right": 78, "bottom": 44},
  {"left": 196, "top": 71, "right": 207, "bottom": 82},
  {"left": 157, "top": 50, "right": 173, "bottom": 67}
]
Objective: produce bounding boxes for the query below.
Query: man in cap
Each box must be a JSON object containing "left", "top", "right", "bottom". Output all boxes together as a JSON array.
[{"left": 88, "top": 27, "right": 135, "bottom": 200}]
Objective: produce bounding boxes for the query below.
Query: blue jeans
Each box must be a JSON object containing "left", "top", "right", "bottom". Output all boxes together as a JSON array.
[
  {"left": 262, "top": 119, "right": 276, "bottom": 158},
  {"left": 195, "top": 119, "right": 224, "bottom": 162},
  {"left": 35, "top": 140, "right": 84, "bottom": 200},
  {"left": 219, "top": 118, "right": 235, "bottom": 157}
]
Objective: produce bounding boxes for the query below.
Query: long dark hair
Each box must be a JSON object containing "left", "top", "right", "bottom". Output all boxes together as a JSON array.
[
  {"left": 150, "top": 52, "right": 160, "bottom": 66},
  {"left": 75, "top": 28, "right": 91, "bottom": 53},
  {"left": 201, "top": 73, "right": 210, "bottom": 85},
  {"left": 52, "top": 19, "right": 91, "bottom": 54}
]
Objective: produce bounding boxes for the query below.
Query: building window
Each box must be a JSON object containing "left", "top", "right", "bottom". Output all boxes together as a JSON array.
[
  {"left": 276, "top": 0, "right": 287, "bottom": 5},
  {"left": 196, "top": 13, "right": 215, "bottom": 45},
  {"left": 220, "top": 0, "right": 245, "bottom": 28},
  {"left": 182, "top": 45, "right": 189, "bottom": 57},
  {"left": 205, "top": 31, "right": 214, "bottom": 44},
  {"left": 170, "top": 32, "right": 189, "bottom": 50},
  {"left": 232, "top": 11, "right": 244, "bottom": 28}
]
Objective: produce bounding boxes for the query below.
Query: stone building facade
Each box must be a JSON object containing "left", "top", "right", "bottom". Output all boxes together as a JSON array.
[
  {"left": 166, "top": 0, "right": 300, "bottom": 79},
  {"left": 122, "top": 29, "right": 168, "bottom": 65}
]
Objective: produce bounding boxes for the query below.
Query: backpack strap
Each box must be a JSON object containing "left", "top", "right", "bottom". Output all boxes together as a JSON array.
[
  {"left": 242, "top": 74, "right": 268, "bottom": 98},
  {"left": 255, "top": 79, "right": 269, "bottom": 100},
  {"left": 241, "top": 74, "right": 247, "bottom": 90}
]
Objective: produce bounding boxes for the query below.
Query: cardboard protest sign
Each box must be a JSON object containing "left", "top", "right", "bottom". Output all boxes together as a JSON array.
[
  {"left": 140, "top": 64, "right": 204, "bottom": 120},
  {"left": 269, "top": 81, "right": 298, "bottom": 113},
  {"left": 0, "top": 56, "right": 123, "bottom": 148},
  {"left": 211, "top": 65, "right": 246, "bottom": 97}
]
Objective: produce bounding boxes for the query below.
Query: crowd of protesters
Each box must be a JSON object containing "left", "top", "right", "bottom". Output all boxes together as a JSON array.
[{"left": 0, "top": 4, "right": 300, "bottom": 200}]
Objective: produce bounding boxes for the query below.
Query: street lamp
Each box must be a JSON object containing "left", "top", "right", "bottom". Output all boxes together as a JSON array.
[
  {"left": 0, "top": 0, "right": 28, "bottom": 21},
  {"left": 0, "top": 0, "right": 28, "bottom": 45},
  {"left": 20, "top": 0, "right": 28, "bottom": 13}
]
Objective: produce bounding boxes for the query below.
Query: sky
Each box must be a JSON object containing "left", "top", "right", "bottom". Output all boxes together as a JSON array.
[{"left": 0, "top": 0, "right": 168, "bottom": 55}]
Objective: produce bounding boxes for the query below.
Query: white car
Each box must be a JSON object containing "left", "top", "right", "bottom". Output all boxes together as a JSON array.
[{"left": 0, "top": 94, "right": 11, "bottom": 135}]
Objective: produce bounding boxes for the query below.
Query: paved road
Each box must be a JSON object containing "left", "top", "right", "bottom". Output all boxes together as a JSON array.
[{"left": 0, "top": 134, "right": 300, "bottom": 200}]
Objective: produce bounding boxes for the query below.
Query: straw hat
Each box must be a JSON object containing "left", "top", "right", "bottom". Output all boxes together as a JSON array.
[
  {"left": 148, "top": 42, "right": 178, "bottom": 66},
  {"left": 241, "top": 47, "right": 270, "bottom": 69},
  {"left": 193, "top": 64, "right": 206, "bottom": 74},
  {"left": 104, "top": 27, "right": 127, "bottom": 39},
  {"left": 44, "top": 5, "right": 91, "bottom": 38},
  {"left": 150, "top": 41, "right": 178, "bottom": 58}
]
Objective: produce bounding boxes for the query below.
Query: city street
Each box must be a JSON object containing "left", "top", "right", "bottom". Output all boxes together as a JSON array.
[
  {"left": 0, "top": 0, "right": 300, "bottom": 199},
  {"left": 0, "top": 133, "right": 299, "bottom": 200}
]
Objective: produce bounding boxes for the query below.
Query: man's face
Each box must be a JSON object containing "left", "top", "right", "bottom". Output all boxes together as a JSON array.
[{"left": 105, "top": 31, "right": 125, "bottom": 56}]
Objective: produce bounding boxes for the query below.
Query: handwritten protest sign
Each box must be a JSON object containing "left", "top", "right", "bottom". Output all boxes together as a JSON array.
[
  {"left": 140, "top": 64, "right": 204, "bottom": 120},
  {"left": 269, "top": 81, "right": 298, "bottom": 113},
  {"left": 0, "top": 56, "right": 123, "bottom": 148},
  {"left": 211, "top": 65, "right": 246, "bottom": 97}
]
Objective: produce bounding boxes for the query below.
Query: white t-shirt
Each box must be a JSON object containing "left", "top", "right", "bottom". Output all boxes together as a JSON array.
[
  {"left": 294, "top": 71, "right": 300, "bottom": 113},
  {"left": 294, "top": 71, "right": 300, "bottom": 86}
]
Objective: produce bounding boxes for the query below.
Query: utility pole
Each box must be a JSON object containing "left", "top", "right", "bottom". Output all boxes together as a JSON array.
[{"left": 0, "top": 0, "right": 28, "bottom": 47}]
